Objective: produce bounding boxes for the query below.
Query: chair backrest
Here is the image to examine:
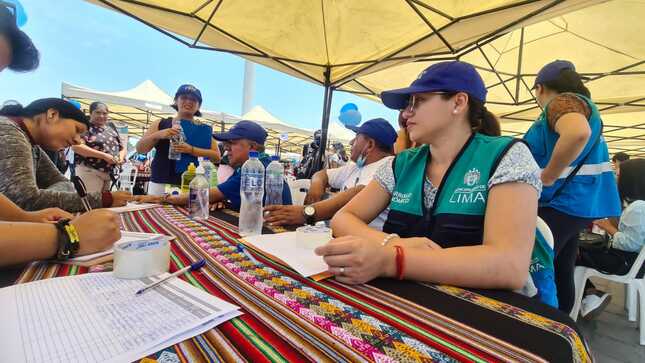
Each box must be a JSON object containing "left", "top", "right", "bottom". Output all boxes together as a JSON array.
[
  {"left": 288, "top": 179, "right": 311, "bottom": 206},
  {"left": 624, "top": 243, "right": 645, "bottom": 279},
  {"left": 536, "top": 216, "right": 554, "bottom": 250}
]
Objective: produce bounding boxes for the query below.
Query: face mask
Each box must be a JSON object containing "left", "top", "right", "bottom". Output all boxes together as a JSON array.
[{"left": 355, "top": 145, "right": 369, "bottom": 168}]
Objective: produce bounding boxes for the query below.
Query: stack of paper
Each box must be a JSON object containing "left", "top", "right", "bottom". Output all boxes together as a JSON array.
[
  {"left": 107, "top": 202, "right": 161, "bottom": 213},
  {"left": 244, "top": 232, "right": 331, "bottom": 278},
  {"left": 0, "top": 272, "right": 240, "bottom": 362}
]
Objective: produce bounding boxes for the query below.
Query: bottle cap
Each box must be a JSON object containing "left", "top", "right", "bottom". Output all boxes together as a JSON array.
[
  {"left": 195, "top": 165, "right": 205, "bottom": 174},
  {"left": 249, "top": 151, "right": 259, "bottom": 158},
  {"left": 271, "top": 155, "right": 279, "bottom": 161},
  {"left": 187, "top": 162, "right": 196, "bottom": 172}
]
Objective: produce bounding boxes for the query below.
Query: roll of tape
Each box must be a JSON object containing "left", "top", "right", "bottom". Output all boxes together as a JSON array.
[{"left": 113, "top": 237, "right": 171, "bottom": 279}]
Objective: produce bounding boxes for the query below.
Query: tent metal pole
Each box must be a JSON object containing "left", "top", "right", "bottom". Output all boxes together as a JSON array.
[{"left": 316, "top": 67, "right": 333, "bottom": 173}]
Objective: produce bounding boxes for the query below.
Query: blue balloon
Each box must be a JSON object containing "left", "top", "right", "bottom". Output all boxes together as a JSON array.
[
  {"left": 339, "top": 103, "right": 358, "bottom": 114},
  {"left": 338, "top": 109, "right": 361, "bottom": 126}
]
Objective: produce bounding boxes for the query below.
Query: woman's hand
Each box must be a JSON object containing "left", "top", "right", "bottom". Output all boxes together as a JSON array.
[
  {"left": 70, "top": 210, "right": 121, "bottom": 256},
  {"left": 110, "top": 191, "right": 134, "bottom": 207},
  {"left": 314, "top": 235, "right": 395, "bottom": 284},
  {"left": 172, "top": 142, "right": 194, "bottom": 155},
  {"left": 135, "top": 195, "right": 163, "bottom": 204},
  {"left": 156, "top": 127, "right": 180, "bottom": 140},
  {"left": 23, "top": 208, "right": 74, "bottom": 223}
]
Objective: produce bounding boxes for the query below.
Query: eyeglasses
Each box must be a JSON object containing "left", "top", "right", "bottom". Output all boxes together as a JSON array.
[{"left": 403, "top": 92, "right": 450, "bottom": 113}]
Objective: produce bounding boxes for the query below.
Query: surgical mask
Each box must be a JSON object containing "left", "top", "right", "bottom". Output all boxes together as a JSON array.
[{"left": 355, "top": 146, "right": 369, "bottom": 168}]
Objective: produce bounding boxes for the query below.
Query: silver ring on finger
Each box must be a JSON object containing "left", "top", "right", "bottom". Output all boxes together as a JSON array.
[{"left": 339, "top": 267, "right": 345, "bottom": 275}]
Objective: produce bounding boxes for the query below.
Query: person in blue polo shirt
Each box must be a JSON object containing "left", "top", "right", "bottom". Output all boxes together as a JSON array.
[
  {"left": 524, "top": 60, "right": 621, "bottom": 312},
  {"left": 314, "top": 61, "right": 559, "bottom": 306},
  {"left": 147, "top": 120, "right": 292, "bottom": 210}
]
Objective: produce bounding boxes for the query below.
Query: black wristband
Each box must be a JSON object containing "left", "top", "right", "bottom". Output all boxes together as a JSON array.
[{"left": 54, "top": 219, "right": 78, "bottom": 260}]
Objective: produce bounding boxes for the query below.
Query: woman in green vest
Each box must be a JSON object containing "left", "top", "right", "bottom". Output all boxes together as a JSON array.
[{"left": 316, "top": 61, "right": 545, "bottom": 295}]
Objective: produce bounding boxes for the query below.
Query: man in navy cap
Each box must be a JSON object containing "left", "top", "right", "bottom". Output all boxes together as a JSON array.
[
  {"left": 0, "top": 0, "right": 39, "bottom": 72},
  {"left": 159, "top": 120, "right": 292, "bottom": 210},
  {"left": 264, "top": 118, "right": 396, "bottom": 229}
]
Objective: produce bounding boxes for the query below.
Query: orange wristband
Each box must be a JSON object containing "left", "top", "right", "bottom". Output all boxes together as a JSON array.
[{"left": 394, "top": 245, "right": 405, "bottom": 280}]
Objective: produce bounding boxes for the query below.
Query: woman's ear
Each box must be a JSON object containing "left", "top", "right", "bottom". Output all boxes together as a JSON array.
[
  {"left": 46, "top": 108, "right": 60, "bottom": 123},
  {"left": 454, "top": 92, "right": 469, "bottom": 114}
]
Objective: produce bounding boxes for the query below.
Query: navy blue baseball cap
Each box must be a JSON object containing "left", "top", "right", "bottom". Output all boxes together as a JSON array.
[
  {"left": 174, "top": 84, "right": 202, "bottom": 104},
  {"left": 346, "top": 118, "right": 397, "bottom": 147},
  {"left": 533, "top": 60, "right": 576, "bottom": 89},
  {"left": 381, "top": 61, "right": 487, "bottom": 110},
  {"left": 213, "top": 120, "right": 267, "bottom": 145}
]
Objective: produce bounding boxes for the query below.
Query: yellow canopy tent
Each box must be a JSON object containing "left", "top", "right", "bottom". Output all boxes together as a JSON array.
[
  {"left": 344, "top": 0, "right": 645, "bottom": 157},
  {"left": 85, "top": 0, "right": 603, "bottom": 166}
]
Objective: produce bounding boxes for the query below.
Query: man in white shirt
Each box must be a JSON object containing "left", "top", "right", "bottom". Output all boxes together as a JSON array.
[{"left": 264, "top": 118, "right": 397, "bottom": 229}]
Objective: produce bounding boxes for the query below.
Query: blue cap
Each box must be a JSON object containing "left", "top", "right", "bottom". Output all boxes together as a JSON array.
[
  {"left": 270, "top": 155, "right": 279, "bottom": 161},
  {"left": 533, "top": 60, "right": 575, "bottom": 88},
  {"left": 346, "top": 118, "right": 397, "bottom": 147},
  {"left": 381, "top": 61, "right": 487, "bottom": 109},
  {"left": 249, "top": 151, "right": 259, "bottom": 158},
  {"left": 213, "top": 120, "right": 268, "bottom": 145},
  {"left": 175, "top": 84, "right": 202, "bottom": 104}
]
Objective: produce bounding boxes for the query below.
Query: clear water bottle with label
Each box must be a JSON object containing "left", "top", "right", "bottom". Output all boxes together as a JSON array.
[
  {"left": 199, "top": 157, "right": 215, "bottom": 187},
  {"left": 119, "top": 160, "right": 135, "bottom": 191},
  {"left": 189, "top": 164, "right": 210, "bottom": 220},
  {"left": 239, "top": 151, "right": 265, "bottom": 236},
  {"left": 265, "top": 155, "right": 284, "bottom": 206},
  {"left": 168, "top": 120, "right": 185, "bottom": 161}
]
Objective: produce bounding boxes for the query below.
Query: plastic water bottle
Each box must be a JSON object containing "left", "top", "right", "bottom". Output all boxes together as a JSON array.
[
  {"left": 189, "top": 164, "right": 210, "bottom": 220},
  {"left": 265, "top": 155, "right": 284, "bottom": 206},
  {"left": 168, "top": 120, "right": 185, "bottom": 161},
  {"left": 180, "top": 162, "right": 197, "bottom": 193},
  {"left": 239, "top": 151, "right": 265, "bottom": 236},
  {"left": 199, "top": 157, "right": 215, "bottom": 187},
  {"left": 119, "top": 160, "right": 135, "bottom": 191}
]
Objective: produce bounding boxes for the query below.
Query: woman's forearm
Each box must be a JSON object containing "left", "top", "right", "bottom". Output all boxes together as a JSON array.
[
  {"left": 0, "top": 222, "right": 58, "bottom": 267},
  {"left": 402, "top": 244, "right": 529, "bottom": 289},
  {"left": 0, "top": 193, "right": 29, "bottom": 221},
  {"left": 192, "top": 146, "right": 221, "bottom": 162},
  {"left": 331, "top": 210, "right": 387, "bottom": 242},
  {"left": 72, "top": 144, "right": 110, "bottom": 160},
  {"left": 136, "top": 133, "right": 160, "bottom": 154}
]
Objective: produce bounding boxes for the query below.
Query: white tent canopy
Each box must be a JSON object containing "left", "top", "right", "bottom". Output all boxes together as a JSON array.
[{"left": 62, "top": 80, "right": 239, "bottom": 136}]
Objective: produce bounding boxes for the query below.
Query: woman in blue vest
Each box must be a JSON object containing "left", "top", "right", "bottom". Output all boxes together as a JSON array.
[
  {"left": 523, "top": 60, "right": 621, "bottom": 312},
  {"left": 136, "top": 84, "right": 221, "bottom": 195},
  {"left": 316, "top": 62, "right": 548, "bottom": 300}
]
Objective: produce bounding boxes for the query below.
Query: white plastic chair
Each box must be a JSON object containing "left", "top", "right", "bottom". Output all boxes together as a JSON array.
[
  {"left": 570, "top": 245, "right": 645, "bottom": 345},
  {"left": 118, "top": 163, "right": 138, "bottom": 193},
  {"left": 536, "top": 216, "right": 555, "bottom": 249},
  {"left": 288, "top": 179, "right": 311, "bottom": 206}
]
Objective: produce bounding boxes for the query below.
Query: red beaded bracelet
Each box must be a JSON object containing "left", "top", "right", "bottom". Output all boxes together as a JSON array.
[{"left": 394, "top": 245, "right": 405, "bottom": 280}]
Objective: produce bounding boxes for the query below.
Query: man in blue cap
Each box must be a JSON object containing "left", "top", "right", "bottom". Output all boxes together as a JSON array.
[
  {"left": 264, "top": 118, "right": 396, "bottom": 228},
  {"left": 158, "top": 120, "right": 292, "bottom": 210}
]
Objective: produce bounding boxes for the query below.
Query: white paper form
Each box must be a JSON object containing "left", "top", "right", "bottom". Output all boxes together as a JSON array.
[
  {"left": 244, "top": 232, "right": 329, "bottom": 277},
  {"left": 107, "top": 202, "right": 161, "bottom": 213},
  {"left": 0, "top": 272, "right": 240, "bottom": 363}
]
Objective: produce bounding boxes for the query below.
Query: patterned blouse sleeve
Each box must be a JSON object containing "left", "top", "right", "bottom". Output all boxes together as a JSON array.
[
  {"left": 546, "top": 93, "right": 591, "bottom": 130},
  {"left": 374, "top": 157, "right": 395, "bottom": 195},
  {"left": 488, "top": 142, "right": 542, "bottom": 195}
]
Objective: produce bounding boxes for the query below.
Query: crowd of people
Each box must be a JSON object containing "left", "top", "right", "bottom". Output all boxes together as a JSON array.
[{"left": 1, "top": 2, "right": 643, "bottom": 320}]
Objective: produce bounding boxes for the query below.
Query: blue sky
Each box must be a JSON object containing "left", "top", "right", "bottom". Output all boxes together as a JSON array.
[{"left": 0, "top": 0, "right": 399, "bottom": 131}]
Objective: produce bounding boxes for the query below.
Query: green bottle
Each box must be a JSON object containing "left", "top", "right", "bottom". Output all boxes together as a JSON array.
[{"left": 181, "top": 162, "right": 197, "bottom": 193}]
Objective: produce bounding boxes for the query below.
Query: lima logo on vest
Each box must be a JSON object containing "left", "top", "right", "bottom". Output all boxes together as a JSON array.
[{"left": 449, "top": 168, "right": 486, "bottom": 204}]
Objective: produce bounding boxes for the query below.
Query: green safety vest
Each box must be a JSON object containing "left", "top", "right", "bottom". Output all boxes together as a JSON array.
[{"left": 383, "top": 133, "right": 557, "bottom": 307}]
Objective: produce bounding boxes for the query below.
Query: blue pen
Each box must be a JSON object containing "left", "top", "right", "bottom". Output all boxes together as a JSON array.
[
  {"left": 135, "top": 259, "right": 206, "bottom": 295},
  {"left": 237, "top": 244, "right": 259, "bottom": 264}
]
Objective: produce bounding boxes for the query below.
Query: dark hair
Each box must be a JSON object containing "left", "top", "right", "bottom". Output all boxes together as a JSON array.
[
  {"left": 0, "top": 98, "right": 89, "bottom": 127},
  {"left": 541, "top": 69, "right": 591, "bottom": 98},
  {"left": 0, "top": 6, "right": 40, "bottom": 72},
  {"left": 612, "top": 152, "right": 630, "bottom": 163},
  {"left": 170, "top": 102, "right": 202, "bottom": 117},
  {"left": 441, "top": 93, "right": 501, "bottom": 136},
  {"left": 89, "top": 101, "right": 108, "bottom": 113},
  {"left": 373, "top": 139, "right": 394, "bottom": 155},
  {"left": 617, "top": 159, "right": 645, "bottom": 203}
]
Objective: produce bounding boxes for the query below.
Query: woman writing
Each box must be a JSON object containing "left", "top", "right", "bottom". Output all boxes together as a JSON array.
[{"left": 0, "top": 98, "right": 132, "bottom": 212}]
